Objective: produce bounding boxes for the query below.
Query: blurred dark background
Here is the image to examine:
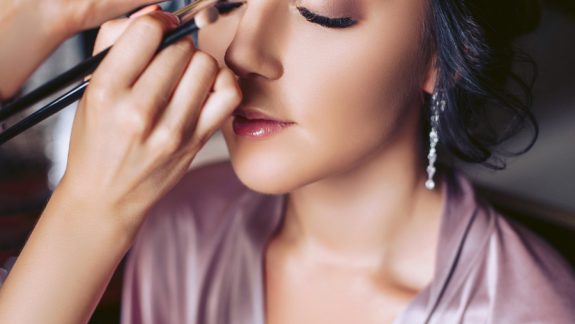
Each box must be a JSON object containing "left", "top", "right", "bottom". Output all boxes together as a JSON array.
[{"left": 0, "top": 0, "right": 574, "bottom": 323}]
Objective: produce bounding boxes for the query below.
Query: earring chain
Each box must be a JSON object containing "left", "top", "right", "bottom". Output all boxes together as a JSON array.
[{"left": 425, "top": 91, "right": 445, "bottom": 190}]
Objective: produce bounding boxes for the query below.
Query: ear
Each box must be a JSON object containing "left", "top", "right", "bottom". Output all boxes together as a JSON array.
[{"left": 422, "top": 55, "right": 438, "bottom": 94}]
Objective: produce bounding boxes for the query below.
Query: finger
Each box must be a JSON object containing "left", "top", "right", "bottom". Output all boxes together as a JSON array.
[
  {"left": 93, "top": 19, "right": 131, "bottom": 55},
  {"left": 91, "top": 11, "right": 178, "bottom": 92},
  {"left": 92, "top": 4, "right": 163, "bottom": 56},
  {"left": 132, "top": 36, "right": 196, "bottom": 124},
  {"left": 129, "top": 5, "right": 162, "bottom": 19},
  {"left": 153, "top": 51, "right": 220, "bottom": 144},
  {"left": 87, "top": 18, "right": 130, "bottom": 82},
  {"left": 193, "top": 67, "right": 241, "bottom": 145}
]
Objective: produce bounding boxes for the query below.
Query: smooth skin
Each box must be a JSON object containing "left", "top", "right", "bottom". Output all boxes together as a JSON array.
[
  {"left": 199, "top": 0, "right": 444, "bottom": 323},
  {"left": 0, "top": 1, "right": 444, "bottom": 324},
  {"left": 0, "top": 8, "right": 241, "bottom": 324},
  {"left": 0, "top": 0, "right": 165, "bottom": 101}
]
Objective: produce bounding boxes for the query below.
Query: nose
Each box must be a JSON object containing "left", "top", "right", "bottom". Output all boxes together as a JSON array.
[{"left": 224, "top": 1, "right": 284, "bottom": 80}]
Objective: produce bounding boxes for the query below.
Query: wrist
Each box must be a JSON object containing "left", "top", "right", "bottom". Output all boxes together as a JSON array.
[
  {"left": 50, "top": 179, "right": 144, "bottom": 249},
  {"left": 28, "top": 0, "right": 82, "bottom": 40}
]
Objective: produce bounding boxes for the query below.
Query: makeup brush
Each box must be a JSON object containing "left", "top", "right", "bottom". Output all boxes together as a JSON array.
[{"left": 0, "top": 0, "right": 220, "bottom": 145}]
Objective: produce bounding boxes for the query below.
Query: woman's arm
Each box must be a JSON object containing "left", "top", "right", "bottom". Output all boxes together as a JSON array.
[
  {"left": 0, "top": 10, "right": 241, "bottom": 323},
  {"left": 0, "top": 0, "right": 160, "bottom": 101}
]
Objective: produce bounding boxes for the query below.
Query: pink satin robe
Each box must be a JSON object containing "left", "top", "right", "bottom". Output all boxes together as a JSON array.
[{"left": 121, "top": 162, "right": 575, "bottom": 324}]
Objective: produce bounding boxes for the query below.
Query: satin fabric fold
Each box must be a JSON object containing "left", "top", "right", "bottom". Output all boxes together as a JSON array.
[{"left": 122, "top": 162, "right": 575, "bottom": 324}]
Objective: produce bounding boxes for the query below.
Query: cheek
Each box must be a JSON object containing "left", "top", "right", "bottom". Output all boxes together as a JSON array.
[
  {"left": 278, "top": 24, "right": 423, "bottom": 175},
  {"left": 219, "top": 4, "right": 427, "bottom": 194}
]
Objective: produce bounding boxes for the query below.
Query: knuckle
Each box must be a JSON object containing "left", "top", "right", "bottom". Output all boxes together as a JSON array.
[
  {"left": 164, "top": 117, "right": 186, "bottom": 137},
  {"left": 192, "top": 131, "right": 210, "bottom": 149},
  {"left": 155, "top": 126, "right": 184, "bottom": 153},
  {"left": 125, "top": 112, "right": 148, "bottom": 135},
  {"left": 99, "top": 19, "right": 122, "bottom": 35},
  {"left": 85, "top": 83, "right": 111, "bottom": 107},
  {"left": 98, "top": 19, "right": 129, "bottom": 37},
  {"left": 94, "top": 19, "right": 131, "bottom": 55},
  {"left": 94, "top": 22, "right": 117, "bottom": 54},
  {"left": 98, "top": 21, "right": 114, "bottom": 37},
  {"left": 122, "top": 104, "right": 154, "bottom": 135}
]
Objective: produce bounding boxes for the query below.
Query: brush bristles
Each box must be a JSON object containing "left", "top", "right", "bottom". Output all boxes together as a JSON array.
[{"left": 195, "top": 6, "right": 219, "bottom": 29}]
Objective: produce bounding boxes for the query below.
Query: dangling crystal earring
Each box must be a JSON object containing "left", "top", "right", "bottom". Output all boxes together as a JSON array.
[{"left": 425, "top": 91, "right": 445, "bottom": 190}]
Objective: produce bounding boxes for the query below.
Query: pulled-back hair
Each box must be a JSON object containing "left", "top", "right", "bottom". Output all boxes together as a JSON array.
[{"left": 427, "top": 0, "right": 541, "bottom": 169}]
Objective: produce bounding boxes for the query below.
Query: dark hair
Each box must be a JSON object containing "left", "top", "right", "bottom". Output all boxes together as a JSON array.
[{"left": 427, "top": 0, "right": 541, "bottom": 169}]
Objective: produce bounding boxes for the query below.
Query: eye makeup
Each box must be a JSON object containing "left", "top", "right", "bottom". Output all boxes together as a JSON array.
[
  {"left": 296, "top": 6, "right": 356, "bottom": 29},
  {"left": 214, "top": 1, "right": 244, "bottom": 15},
  {"left": 212, "top": 0, "right": 357, "bottom": 29}
]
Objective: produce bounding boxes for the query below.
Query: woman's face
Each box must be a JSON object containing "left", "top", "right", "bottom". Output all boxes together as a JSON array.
[{"left": 199, "top": 0, "right": 434, "bottom": 194}]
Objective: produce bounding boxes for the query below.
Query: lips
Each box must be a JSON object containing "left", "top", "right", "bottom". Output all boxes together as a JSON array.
[{"left": 232, "top": 108, "right": 294, "bottom": 139}]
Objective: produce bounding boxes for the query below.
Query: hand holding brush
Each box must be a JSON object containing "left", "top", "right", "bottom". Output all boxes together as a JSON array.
[
  {"left": 0, "top": 4, "right": 241, "bottom": 323},
  {"left": 0, "top": 0, "right": 222, "bottom": 145}
]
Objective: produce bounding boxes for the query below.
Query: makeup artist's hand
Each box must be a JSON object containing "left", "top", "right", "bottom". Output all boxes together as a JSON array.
[
  {"left": 64, "top": 9, "right": 241, "bottom": 228},
  {"left": 0, "top": 0, "right": 161, "bottom": 101},
  {"left": 0, "top": 11, "right": 240, "bottom": 324}
]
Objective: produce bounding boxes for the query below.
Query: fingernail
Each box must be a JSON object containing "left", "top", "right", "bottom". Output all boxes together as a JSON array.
[
  {"left": 130, "top": 5, "right": 162, "bottom": 19},
  {"left": 162, "top": 12, "right": 181, "bottom": 26}
]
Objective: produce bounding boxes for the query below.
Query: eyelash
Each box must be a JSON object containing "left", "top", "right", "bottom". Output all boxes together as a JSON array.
[
  {"left": 214, "top": 1, "right": 244, "bottom": 15},
  {"left": 213, "top": 2, "right": 357, "bottom": 29},
  {"left": 296, "top": 7, "right": 356, "bottom": 29}
]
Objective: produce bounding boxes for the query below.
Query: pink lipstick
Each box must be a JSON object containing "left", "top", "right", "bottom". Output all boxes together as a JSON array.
[{"left": 232, "top": 109, "right": 294, "bottom": 139}]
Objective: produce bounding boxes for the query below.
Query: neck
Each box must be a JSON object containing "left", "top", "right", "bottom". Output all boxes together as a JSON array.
[{"left": 279, "top": 106, "right": 444, "bottom": 278}]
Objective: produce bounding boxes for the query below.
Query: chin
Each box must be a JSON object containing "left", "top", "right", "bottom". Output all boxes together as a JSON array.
[
  {"left": 220, "top": 118, "right": 387, "bottom": 195},
  {"left": 231, "top": 160, "right": 295, "bottom": 195},
  {"left": 227, "top": 142, "right": 306, "bottom": 195},
  {"left": 221, "top": 121, "right": 319, "bottom": 195}
]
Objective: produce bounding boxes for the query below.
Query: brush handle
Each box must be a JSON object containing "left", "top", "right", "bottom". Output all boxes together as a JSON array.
[
  {"left": 0, "top": 49, "right": 108, "bottom": 122},
  {"left": 0, "top": 82, "right": 88, "bottom": 145},
  {"left": 0, "top": 0, "right": 217, "bottom": 123},
  {"left": 0, "top": 19, "right": 199, "bottom": 146}
]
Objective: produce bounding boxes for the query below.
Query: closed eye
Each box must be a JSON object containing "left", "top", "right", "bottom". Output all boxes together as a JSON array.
[
  {"left": 297, "top": 7, "right": 356, "bottom": 29},
  {"left": 214, "top": 1, "right": 244, "bottom": 15}
]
